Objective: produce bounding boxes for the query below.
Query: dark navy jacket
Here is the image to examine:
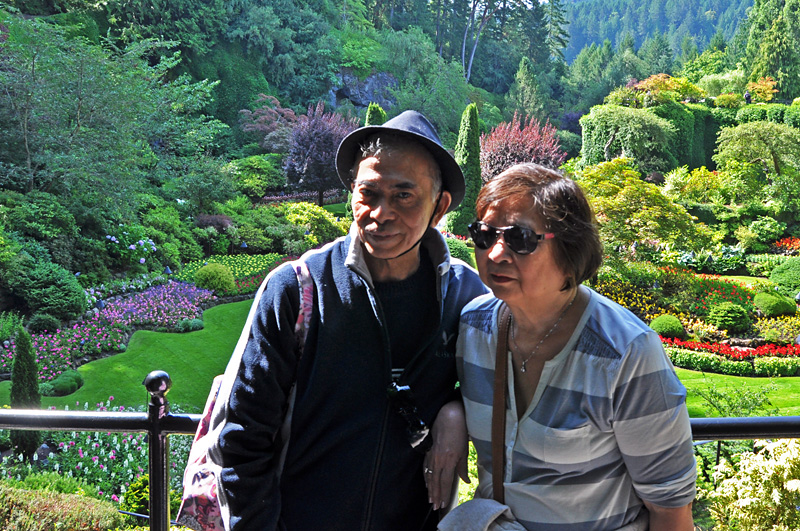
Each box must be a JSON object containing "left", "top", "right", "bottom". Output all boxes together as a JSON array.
[{"left": 209, "top": 226, "right": 487, "bottom": 531}]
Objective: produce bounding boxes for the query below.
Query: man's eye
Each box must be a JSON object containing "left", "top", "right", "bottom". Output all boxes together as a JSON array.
[{"left": 396, "top": 192, "right": 412, "bottom": 200}]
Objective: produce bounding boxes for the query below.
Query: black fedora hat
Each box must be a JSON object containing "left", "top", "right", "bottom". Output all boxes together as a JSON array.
[{"left": 335, "top": 110, "right": 465, "bottom": 212}]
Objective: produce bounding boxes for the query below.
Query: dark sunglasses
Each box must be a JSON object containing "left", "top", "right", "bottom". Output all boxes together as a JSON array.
[
  {"left": 386, "top": 382, "right": 432, "bottom": 453},
  {"left": 468, "top": 221, "right": 555, "bottom": 255}
]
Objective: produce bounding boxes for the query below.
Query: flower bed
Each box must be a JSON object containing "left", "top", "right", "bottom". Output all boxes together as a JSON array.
[
  {"left": 99, "top": 281, "right": 215, "bottom": 329},
  {"left": 663, "top": 337, "right": 800, "bottom": 377},
  {"left": 174, "top": 253, "right": 288, "bottom": 296},
  {"left": 0, "top": 317, "right": 127, "bottom": 382}
]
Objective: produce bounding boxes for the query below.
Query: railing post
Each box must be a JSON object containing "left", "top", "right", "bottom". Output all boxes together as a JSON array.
[{"left": 144, "top": 370, "right": 172, "bottom": 531}]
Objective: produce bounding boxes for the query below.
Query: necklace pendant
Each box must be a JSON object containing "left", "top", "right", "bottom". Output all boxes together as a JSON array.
[{"left": 521, "top": 361, "right": 527, "bottom": 373}]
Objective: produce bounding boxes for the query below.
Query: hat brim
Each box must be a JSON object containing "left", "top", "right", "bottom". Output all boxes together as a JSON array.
[{"left": 335, "top": 126, "right": 465, "bottom": 213}]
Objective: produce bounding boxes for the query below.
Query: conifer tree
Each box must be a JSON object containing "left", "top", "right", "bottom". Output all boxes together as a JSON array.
[
  {"left": 10, "top": 326, "right": 41, "bottom": 461},
  {"left": 364, "top": 103, "right": 387, "bottom": 126},
  {"left": 444, "top": 103, "right": 481, "bottom": 237}
]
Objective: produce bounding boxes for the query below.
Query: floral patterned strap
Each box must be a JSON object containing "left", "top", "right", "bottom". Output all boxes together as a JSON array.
[
  {"left": 177, "top": 260, "right": 314, "bottom": 531},
  {"left": 293, "top": 260, "right": 314, "bottom": 352}
]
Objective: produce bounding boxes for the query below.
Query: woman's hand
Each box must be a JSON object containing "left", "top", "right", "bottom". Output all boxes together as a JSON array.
[{"left": 423, "top": 400, "right": 470, "bottom": 510}]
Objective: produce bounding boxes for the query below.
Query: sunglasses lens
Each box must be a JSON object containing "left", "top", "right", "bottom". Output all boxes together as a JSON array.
[
  {"left": 468, "top": 222, "right": 496, "bottom": 250},
  {"left": 504, "top": 226, "right": 536, "bottom": 254}
]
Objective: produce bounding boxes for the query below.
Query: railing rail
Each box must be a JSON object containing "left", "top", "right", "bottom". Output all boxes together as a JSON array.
[{"left": 1, "top": 370, "right": 800, "bottom": 530}]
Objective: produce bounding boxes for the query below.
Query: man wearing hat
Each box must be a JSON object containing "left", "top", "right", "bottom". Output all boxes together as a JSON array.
[{"left": 209, "top": 111, "right": 488, "bottom": 530}]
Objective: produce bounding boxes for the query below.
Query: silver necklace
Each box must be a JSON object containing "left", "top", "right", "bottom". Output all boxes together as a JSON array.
[{"left": 511, "top": 290, "right": 577, "bottom": 373}]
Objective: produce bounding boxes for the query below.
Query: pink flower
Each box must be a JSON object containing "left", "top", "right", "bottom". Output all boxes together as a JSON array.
[
  {"left": 112, "top": 494, "right": 119, "bottom": 502},
  {"left": 78, "top": 448, "right": 84, "bottom": 458}
]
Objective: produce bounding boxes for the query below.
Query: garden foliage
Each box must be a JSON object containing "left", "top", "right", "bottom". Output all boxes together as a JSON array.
[
  {"left": 0, "top": 483, "right": 124, "bottom": 531},
  {"left": 9, "top": 327, "right": 41, "bottom": 460},
  {"left": 649, "top": 314, "right": 685, "bottom": 338},
  {"left": 769, "top": 258, "right": 800, "bottom": 298},
  {"left": 445, "top": 103, "right": 481, "bottom": 236},
  {"left": 194, "top": 263, "right": 236, "bottom": 294},
  {"left": 479, "top": 112, "right": 566, "bottom": 182}
]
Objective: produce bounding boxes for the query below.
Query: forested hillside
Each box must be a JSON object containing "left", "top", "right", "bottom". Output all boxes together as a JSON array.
[{"left": 564, "top": 0, "right": 753, "bottom": 62}]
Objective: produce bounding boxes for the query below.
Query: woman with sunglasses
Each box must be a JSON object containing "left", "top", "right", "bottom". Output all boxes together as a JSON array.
[{"left": 453, "top": 164, "right": 696, "bottom": 530}]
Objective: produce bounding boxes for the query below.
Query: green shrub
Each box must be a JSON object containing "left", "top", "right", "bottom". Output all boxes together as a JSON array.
[
  {"left": 2, "top": 471, "right": 90, "bottom": 495},
  {"left": 706, "top": 302, "right": 752, "bottom": 334},
  {"left": 26, "top": 313, "right": 61, "bottom": 334},
  {"left": 119, "top": 475, "right": 182, "bottom": 527},
  {"left": 754, "top": 291, "right": 796, "bottom": 317},
  {"left": 666, "top": 348, "right": 755, "bottom": 376},
  {"left": 8, "top": 261, "right": 87, "bottom": 321},
  {"left": 0, "top": 483, "right": 124, "bottom": 530},
  {"left": 735, "top": 104, "right": 770, "bottom": 123},
  {"left": 193, "top": 263, "right": 235, "bottom": 293},
  {"left": 52, "top": 377, "right": 78, "bottom": 396},
  {"left": 785, "top": 106, "right": 800, "bottom": 129},
  {"left": 714, "top": 93, "right": 743, "bottom": 109},
  {"left": 226, "top": 154, "right": 286, "bottom": 200},
  {"left": 0, "top": 311, "right": 23, "bottom": 342},
  {"left": 769, "top": 257, "right": 800, "bottom": 298},
  {"left": 279, "top": 201, "right": 348, "bottom": 248},
  {"left": 445, "top": 238, "right": 475, "bottom": 268},
  {"left": 753, "top": 356, "right": 800, "bottom": 376},
  {"left": 45, "top": 370, "right": 84, "bottom": 397},
  {"left": 746, "top": 254, "right": 792, "bottom": 277},
  {"left": 175, "top": 318, "right": 205, "bottom": 333},
  {"left": 650, "top": 314, "right": 685, "bottom": 338}
]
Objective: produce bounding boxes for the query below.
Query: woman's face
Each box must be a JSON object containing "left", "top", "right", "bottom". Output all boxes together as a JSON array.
[{"left": 474, "top": 198, "right": 569, "bottom": 308}]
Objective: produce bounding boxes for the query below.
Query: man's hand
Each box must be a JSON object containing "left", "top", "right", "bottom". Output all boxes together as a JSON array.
[{"left": 423, "top": 400, "right": 470, "bottom": 510}]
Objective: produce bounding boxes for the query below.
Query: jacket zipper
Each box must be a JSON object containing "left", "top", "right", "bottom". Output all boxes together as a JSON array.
[{"left": 362, "top": 404, "right": 391, "bottom": 531}]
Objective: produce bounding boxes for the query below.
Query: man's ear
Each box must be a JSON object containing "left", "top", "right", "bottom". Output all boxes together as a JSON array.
[{"left": 430, "top": 190, "right": 452, "bottom": 227}]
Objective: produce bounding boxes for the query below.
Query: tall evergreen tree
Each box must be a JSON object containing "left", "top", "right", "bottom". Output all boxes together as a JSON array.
[
  {"left": 751, "top": 15, "right": 800, "bottom": 100},
  {"left": 444, "top": 103, "right": 481, "bottom": 237},
  {"left": 542, "top": 0, "right": 570, "bottom": 61},
  {"left": 505, "top": 57, "right": 556, "bottom": 122},
  {"left": 639, "top": 32, "right": 675, "bottom": 75},
  {"left": 10, "top": 327, "right": 41, "bottom": 461},
  {"left": 364, "top": 102, "right": 387, "bottom": 126}
]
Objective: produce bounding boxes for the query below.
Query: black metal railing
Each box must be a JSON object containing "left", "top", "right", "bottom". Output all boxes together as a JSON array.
[{"left": 1, "top": 369, "right": 800, "bottom": 531}]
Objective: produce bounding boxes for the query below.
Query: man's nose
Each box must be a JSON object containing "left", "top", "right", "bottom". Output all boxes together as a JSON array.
[{"left": 370, "top": 198, "right": 396, "bottom": 223}]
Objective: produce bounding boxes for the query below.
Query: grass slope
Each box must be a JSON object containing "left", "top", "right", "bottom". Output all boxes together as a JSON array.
[{"left": 0, "top": 300, "right": 252, "bottom": 412}]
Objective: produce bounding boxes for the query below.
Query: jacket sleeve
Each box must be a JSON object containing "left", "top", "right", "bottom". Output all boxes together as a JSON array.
[{"left": 208, "top": 264, "right": 302, "bottom": 531}]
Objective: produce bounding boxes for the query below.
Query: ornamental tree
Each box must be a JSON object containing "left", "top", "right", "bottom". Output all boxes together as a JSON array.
[
  {"left": 10, "top": 326, "right": 41, "bottom": 461},
  {"left": 445, "top": 104, "right": 481, "bottom": 237},
  {"left": 480, "top": 112, "right": 566, "bottom": 182},
  {"left": 284, "top": 102, "right": 358, "bottom": 206},
  {"left": 239, "top": 94, "right": 298, "bottom": 154},
  {"left": 713, "top": 121, "right": 800, "bottom": 176},
  {"left": 575, "top": 158, "right": 714, "bottom": 253}
]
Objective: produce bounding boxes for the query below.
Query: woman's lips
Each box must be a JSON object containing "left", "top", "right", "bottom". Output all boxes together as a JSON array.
[{"left": 489, "top": 273, "right": 514, "bottom": 283}]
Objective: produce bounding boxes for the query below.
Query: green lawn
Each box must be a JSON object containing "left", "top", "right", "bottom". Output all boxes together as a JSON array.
[
  {"left": 0, "top": 300, "right": 252, "bottom": 412},
  {"left": 3, "top": 298, "right": 800, "bottom": 419}
]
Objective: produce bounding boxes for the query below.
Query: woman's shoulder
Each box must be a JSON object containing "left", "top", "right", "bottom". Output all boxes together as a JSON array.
[
  {"left": 459, "top": 294, "right": 501, "bottom": 333},
  {"left": 461, "top": 292, "right": 501, "bottom": 316}
]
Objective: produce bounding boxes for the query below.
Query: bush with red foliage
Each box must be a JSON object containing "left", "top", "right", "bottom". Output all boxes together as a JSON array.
[
  {"left": 239, "top": 94, "right": 298, "bottom": 153},
  {"left": 480, "top": 112, "right": 566, "bottom": 182},
  {"left": 284, "top": 101, "right": 358, "bottom": 206},
  {"left": 195, "top": 214, "right": 234, "bottom": 232}
]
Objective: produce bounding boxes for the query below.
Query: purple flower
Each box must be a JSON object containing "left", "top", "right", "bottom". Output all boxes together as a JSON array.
[
  {"left": 129, "top": 244, "right": 136, "bottom": 250},
  {"left": 139, "top": 258, "right": 146, "bottom": 264}
]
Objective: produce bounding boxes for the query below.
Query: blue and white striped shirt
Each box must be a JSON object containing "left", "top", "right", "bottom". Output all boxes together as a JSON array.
[{"left": 457, "top": 290, "right": 696, "bottom": 530}]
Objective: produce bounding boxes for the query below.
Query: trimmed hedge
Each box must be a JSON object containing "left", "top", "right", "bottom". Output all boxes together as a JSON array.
[
  {"left": 754, "top": 291, "right": 796, "bottom": 317},
  {"left": 0, "top": 483, "right": 124, "bottom": 530},
  {"left": 650, "top": 314, "right": 686, "bottom": 339},
  {"left": 666, "top": 347, "right": 755, "bottom": 376}
]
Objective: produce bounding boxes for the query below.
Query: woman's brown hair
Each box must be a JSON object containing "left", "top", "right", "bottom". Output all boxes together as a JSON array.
[{"left": 475, "top": 163, "right": 602, "bottom": 290}]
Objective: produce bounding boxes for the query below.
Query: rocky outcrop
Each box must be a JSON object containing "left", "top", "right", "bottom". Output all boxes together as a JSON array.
[{"left": 329, "top": 69, "right": 398, "bottom": 110}]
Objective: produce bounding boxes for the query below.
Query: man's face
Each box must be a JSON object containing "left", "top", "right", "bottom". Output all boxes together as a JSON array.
[{"left": 350, "top": 144, "right": 448, "bottom": 261}]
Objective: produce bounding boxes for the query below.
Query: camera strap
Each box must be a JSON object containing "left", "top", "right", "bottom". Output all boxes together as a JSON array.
[{"left": 492, "top": 303, "right": 512, "bottom": 504}]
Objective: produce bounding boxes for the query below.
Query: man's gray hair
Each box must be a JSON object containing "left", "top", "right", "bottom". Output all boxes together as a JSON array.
[{"left": 351, "top": 133, "right": 443, "bottom": 198}]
